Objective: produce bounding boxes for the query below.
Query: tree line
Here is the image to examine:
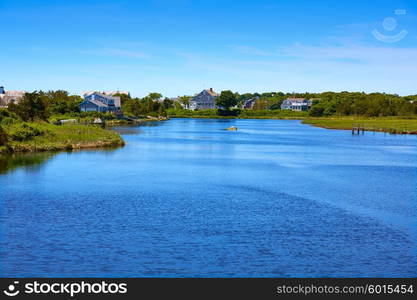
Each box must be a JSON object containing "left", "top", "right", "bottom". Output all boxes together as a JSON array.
[
  {"left": 4, "top": 90, "right": 417, "bottom": 122},
  {"left": 5, "top": 90, "right": 171, "bottom": 122},
  {"left": 182, "top": 90, "right": 416, "bottom": 117},
  {"left": 115, "top": 92, "right": 168, "bottom": 117},
  {"left": 306, "top": 92, "right": 417, "bottom": 117},
  {"left": 218, "top": 91, "right": 417, "bottom": 117},
  {"left": 7, "top": 90, "right": 82, "bottom": 121}
]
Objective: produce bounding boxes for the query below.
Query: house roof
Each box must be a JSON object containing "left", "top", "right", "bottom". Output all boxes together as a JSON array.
[
  {"left": 0, "top": 91, "right": 25, "bottom": 98},
  {"left": 286, "top": 98, "right": 307, "bottom": 102},
  {"left": 191, "top": 89, "right": 219, "bottom": 101},
  {"left": 82, "top": 98, "right": 108, "bottom": 107},
  {"left": 205, "top": 89, "right": 219, "bottom": 96},
  {"left": 0, "top": 95, "right": 23, "bottom": 104},
  {"left": 106, "top": 91, "right": 129, "bottom": 96},
  {"left": 86, "top": 92, "right": 115, "bottom": 100},
  {"left": 83, "top": 91, "right": 129, "bottom": 97},
  {"left": 83, "top": 92, "right": 121, "bottom": 108}
]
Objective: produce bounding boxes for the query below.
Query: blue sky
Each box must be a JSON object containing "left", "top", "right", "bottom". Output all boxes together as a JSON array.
[{"left": 1, "top": 0, "right": 416, "bottom": 97}]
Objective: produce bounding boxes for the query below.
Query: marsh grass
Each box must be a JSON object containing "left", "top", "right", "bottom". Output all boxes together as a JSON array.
[
  {"left": 303, "top": 116, "right": 417, "bottom": 134},
  {"left": 167, "top": 109, "right": 308, "bottom": 119},
  {"left": 2, "top": 122, "right": 124, "bottom": 153}
]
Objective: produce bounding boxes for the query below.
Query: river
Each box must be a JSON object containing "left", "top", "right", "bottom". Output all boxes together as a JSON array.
[{"left": 0, "top": 119, "right": 416, "bottom": 277}]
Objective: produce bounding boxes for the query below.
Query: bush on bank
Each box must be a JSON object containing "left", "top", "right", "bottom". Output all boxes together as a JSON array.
[{"left": 0, "top": 108, "right": 124, "bottom": 153}]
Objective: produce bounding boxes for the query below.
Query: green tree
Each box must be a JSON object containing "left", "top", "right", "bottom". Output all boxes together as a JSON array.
[
  {"left": 8, "top": 92, "right": 47, "bottom": 121},
  {"left": 113, "top": 93, "right": 132, "bottom": 106},
  {"left": 174, "top": 102, "right": 183, "bottom": 110},
  {"left": 253, "top": 98, "right": 268, "bottom": 110},
  {"left": 238, "top": 93, "right": 253, "bottom": 101},
  {"left": 42, "top": 90, "right": 81, "bottom": 115},
  {"left": 162, "top": 98, "right": 174, "bottom": 109},
  {"left": 309, "top": 105, "right": 324, "bottom": 117},
  {"left": 216, "top": 90, "right": 237, "bottom": 110},
  {"left": 335, "top": 99, "right": 353, "bottom": 115},
  {"left": 178, "top": 96, "right": 191, "bottom": 109},
  {"left": 158, "top": 104, "right": 166, "bottom": 117},
  {"left": 0, "top": 125, "right": 8, "bottom": 146},
  {"left": 148, "top": 93, "right": 162, "bottom": 101}
]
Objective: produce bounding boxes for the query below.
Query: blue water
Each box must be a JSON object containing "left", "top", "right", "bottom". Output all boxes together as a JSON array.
[{"left": 0, "top": 119, "right": 416, "bottom": 277}]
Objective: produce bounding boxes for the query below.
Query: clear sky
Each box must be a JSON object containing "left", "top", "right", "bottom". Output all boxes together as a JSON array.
[{"left": 1, "top": 0, "right": 416, "bottom": 97}]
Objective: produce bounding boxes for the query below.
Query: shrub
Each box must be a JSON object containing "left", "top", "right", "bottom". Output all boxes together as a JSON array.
[
  {"left": 309, "top": 106, "right": 325, "bottom": 117},
  {"left": 0, "top": 109, "right": 20, "bottom": 125},
  {"left": 217, "top": 109, "right": 240, "bottom": 116},
  {"left": 10, "top": 123, "right": 46, "bottom": 142},
  {"left": 0, "top": 125, "right": 8, "bottom": 146}
]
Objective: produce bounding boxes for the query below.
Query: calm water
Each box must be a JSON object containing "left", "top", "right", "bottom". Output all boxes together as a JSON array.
[{"left": 0, "top": 119, "right": 416, "bottom": 277}]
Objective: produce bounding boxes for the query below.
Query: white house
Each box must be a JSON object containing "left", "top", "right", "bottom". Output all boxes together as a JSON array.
[
  {"left": 281, "top": 98, "right": 312, "bottom": 111},
  {"left": 0, "top": 86, "right": 25, "bottom": 107}
]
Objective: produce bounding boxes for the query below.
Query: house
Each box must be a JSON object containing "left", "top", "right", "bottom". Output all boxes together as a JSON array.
[
  {"left": 280, "top": 98, "right": 312, "bottom": 111},
  {"left": 241, "top": 97, "right": 258, "bottom": 109},
  {"left": 0, "top": 86, "right": 25, "bottom": 107},
  {"left": 189, "top": 88, "right": 219, "bottom": 110},
  {"left": 79, "top": 92, "right": 121, "bottom": 113}
]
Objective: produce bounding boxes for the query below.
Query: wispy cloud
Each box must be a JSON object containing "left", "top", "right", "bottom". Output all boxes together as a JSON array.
[
  {"left": 175, "top": 42, "right": 417, "bottom": 95},
  {"left": 231, "top": 42, "right": 417, "bottom": 69},
  {"left": 281, "top": 44, "right": 417, "bottom": 71}
]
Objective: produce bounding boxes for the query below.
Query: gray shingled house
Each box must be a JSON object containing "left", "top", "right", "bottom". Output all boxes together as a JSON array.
[{"left": 189, "top": 88, "right": 219, "bottom": 110}]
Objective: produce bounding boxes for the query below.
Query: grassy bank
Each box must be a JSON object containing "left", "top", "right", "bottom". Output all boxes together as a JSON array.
[
  {"left": 0, "top": 122, "right": 125, "bottom": 154},
  {"left": 303, "top": 117, "right": 417, "bottom": 134},
  {"left": 167, "top": 108, "right": 308, "bottom": 119},
  {"left": 166, "top": 109, "right": 417, "bottom": 134}
]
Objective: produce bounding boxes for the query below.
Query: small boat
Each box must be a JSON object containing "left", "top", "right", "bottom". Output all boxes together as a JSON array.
[{"left": 226, "top": 126, "right": 238, "bottom": 131}]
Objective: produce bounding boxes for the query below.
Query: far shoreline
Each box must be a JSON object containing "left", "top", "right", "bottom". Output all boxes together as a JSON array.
[
  {"left": 2, "top": 115, "right": 416, "bottom": 155},
  {"left": 167, "top": 115, "right": 417, "bottom": 135},
  {"left": 0, "top": 123, "right": 125, "bottom": 155}
]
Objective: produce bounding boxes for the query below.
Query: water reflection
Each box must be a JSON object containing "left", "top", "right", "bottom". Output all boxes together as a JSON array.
[
  {"left": 0, "top": 147, "right": 121, "bottom": 174},
  {"left": 108, "top": 121, "right": 162, "bottom": 135},
  {"left": 0, "top": 119, "right": 416, "bottom": 277},
  {"left": 0, "top": 152, "right": 56, "bottom": 174}
]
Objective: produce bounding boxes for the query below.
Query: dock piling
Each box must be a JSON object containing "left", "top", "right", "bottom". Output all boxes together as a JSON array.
[{"left": 352, "top": 124, "right": 365, "bottom": 135}]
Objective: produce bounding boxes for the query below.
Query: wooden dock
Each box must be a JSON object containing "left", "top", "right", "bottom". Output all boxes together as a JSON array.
[
  {"left": 352, "top": 124, "right": 365, "bottom": 134},
  {"left": 351, "top": 123, "right": 413, "bottom": 135}
]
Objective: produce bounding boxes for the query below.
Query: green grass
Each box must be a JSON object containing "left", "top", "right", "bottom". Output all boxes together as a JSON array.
[
  {"left": 166, "top": 109, "right": 417, "bottom": 134},
  {"left": 303, "top": 116, "right": 417, "bottom": 134},
  {"left": 167, "top": 109, "right": 219, "bottom": 118},
  {"left": 239, "top": 110, "right": 308, "bottom": 119},
  {"left": 1, "top": 122, "right": 124, "bottom": 153},
  {"left": 166, "top": 108, "right": 308, "bottom": 119}
]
